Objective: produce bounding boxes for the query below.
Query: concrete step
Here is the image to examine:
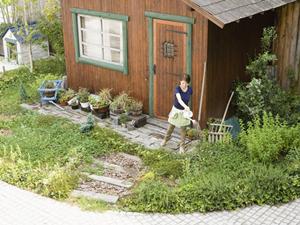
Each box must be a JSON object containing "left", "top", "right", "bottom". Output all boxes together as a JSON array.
[
  {"left": 71, "top": 190, "right": 119, "bottom": 204},
  {"left": 87, "top": 174, "right": 133, "bottom": 188}
]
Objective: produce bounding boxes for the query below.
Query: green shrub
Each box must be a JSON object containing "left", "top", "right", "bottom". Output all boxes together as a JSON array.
[
  {"left": 0, "top": 146, "right": 80, "bottom": 199},
  {"left": 122, "top": 179, "right": 180, "bottom": 213},
  {"left": 239, "top": 113, "right": 287, "bottom": 162}
]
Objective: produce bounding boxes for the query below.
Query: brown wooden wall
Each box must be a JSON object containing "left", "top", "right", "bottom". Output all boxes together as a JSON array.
[
  {"left": 206, "top": 12, "right": 275, "bottom": 120},
  {"left": 275, "top": 1, "right": 300, "bottom": 93},
  {"left": 61, "top": 0, "right": 208, "bottom": 123}
]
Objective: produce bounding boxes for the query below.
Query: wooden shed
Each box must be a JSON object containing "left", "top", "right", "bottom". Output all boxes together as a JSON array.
[
  {"left": 61, "top": 0, "right": 296, "bottom": 126},
  {"left": 2, "top": 26, "right": 50, "bottom": 65}
]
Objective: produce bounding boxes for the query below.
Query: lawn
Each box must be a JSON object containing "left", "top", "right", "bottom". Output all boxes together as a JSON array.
[{"left": 0, "top": 58, "right": 300, "bottom": 213}]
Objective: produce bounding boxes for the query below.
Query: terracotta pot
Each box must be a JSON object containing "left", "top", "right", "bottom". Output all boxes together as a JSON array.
[
  {"left": 59, "top": 101, "right": 68, "bottom": 106},
  {"left": 92, "top": 105, "right": 109, "bottom": 114}
]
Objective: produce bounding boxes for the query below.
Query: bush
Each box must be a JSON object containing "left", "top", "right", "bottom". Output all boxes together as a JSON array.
[
  {"left": 0, "top": 146, "right": 80, "bottom": 199},
  {"left": 240, "top": 113, "right": 300, "bottom": 163},
  {"left": 239, "top": 113, "right": 287, "bottom": 162}
]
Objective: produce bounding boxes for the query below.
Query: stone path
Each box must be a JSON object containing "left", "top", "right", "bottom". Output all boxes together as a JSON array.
[
  {"left": 1, "top": 180, "right": 300, "bottom": 225},
  {"left": 72, "top": 152, "right": 143, "bottom": 204},
  {"left": 21, "top": 103, "right": 198, "bottom": 152}
]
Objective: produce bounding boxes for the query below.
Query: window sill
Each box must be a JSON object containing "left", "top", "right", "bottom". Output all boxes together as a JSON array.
[{"left": 77, "top": 57, "right": 128, "bottom": 74}]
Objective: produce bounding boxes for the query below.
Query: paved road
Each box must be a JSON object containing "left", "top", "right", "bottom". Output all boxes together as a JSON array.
[{"left": 0, "top": 181, "right": 300, "bottom": 225}]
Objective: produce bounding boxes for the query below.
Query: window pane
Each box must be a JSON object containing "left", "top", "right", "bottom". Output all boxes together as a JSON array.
[
  {"left": 81, "top": 30, "right": 101, "bottom": 45},
  {"left": 80, "top": 15, "right": 100, "bottom": 31},
  {"left": 103, "top": 48, "right": 122, "bottom": 64},
  {"left": 82, "top": 44, "right": 102, "bottom": 60},
  {"left": 102, "top": 19, "right": 122, "bottom": 35},
  {"left": 102, "top": 35, "right": 121, "bottom": 49}
]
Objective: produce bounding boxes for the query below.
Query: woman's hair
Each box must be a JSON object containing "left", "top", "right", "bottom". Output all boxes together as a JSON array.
[{"left": 181, "top": 74, "right": 191, "bottom": 84}]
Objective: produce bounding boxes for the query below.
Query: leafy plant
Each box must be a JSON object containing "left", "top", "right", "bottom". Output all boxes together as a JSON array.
[
  {"left": 78, "top": 88, "right": 90, "bottom": 103},
  {"left": 239, "top": 112, "right": 289, "bottom": 162},
  {"left": 110, "top": 92, "right": 132, "bottom": 112},
  {"left": 19, "top": 82, "right": 28, "bottom": 103},
  {"left": 44, "top": 80, "right": 55, "bottom": 89},
  {"left": 128, "top": 99, "right": 143, "bottom": 112},
  {"left": 59, "top": 89, "right": 76, "bottom": 103},
  {"left": 89, "top": 95, "right": 108, "bottom": 109},
  {"left": 97, "top": 88, "right": 112, "bottom": 105},
  {"left": 80, "top": 114, "right": 95, "bottom": 133}
]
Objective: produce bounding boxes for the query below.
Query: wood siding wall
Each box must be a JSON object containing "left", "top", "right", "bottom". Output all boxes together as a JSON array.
[
  {"left": 206, "top": 12, "right": 275, "bottom": 119},
  {"left": 275, "top": 1, "right": 300, "bottom": 92},
  {"left": 61, "top": 0, "right": 208, "bottom": 124}
]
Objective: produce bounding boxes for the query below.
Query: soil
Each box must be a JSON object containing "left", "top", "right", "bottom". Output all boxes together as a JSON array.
[{"left": 0, "top": 129, "right": 13, "bottom": 137}]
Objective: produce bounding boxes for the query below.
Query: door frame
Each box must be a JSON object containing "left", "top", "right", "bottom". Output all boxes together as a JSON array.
[{"left": 145, "top": 11, "right": 195, "bottom": 117}]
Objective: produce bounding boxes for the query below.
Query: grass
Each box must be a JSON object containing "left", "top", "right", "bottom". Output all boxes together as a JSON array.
[{"left": 68, "top": 197, "right": 113, "bottom": 212}]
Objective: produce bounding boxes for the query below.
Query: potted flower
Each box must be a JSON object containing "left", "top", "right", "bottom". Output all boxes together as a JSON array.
[
  {"left": 43, "top": 81, "right": 56, "bottom": 98},
  {"left": 78, "top": 88, "right": 90, "bottom": 111},
  {"left": 128, "top": 99, "right": 143, "bottom": 116},
  {"left": 110, "top": 92, "right": 131, "bottom": 115},
  {"left": 59, "top": 89, "right": 76, "bottom": 106}
]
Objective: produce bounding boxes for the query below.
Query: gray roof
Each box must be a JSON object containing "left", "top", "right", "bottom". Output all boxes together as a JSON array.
[{"left": 183, "top": 0, "right": 296, "bottom": 27}]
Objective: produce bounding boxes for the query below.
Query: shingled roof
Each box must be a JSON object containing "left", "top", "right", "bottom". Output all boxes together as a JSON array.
[{"left": 182, "top": 0, "right": 296, "bottom": 28}]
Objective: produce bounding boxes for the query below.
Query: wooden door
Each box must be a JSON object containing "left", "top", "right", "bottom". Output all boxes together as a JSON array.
[{"left": 153, "top": 19, "right": 187, "bottom": 119}]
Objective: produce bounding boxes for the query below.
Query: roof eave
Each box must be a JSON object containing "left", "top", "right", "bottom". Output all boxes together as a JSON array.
[{"left": 181, "top": 0, "right": 225, "bottom": 28}]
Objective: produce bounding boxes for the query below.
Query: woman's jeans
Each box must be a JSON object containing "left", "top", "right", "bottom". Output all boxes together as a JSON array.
[{"left": 164, "top": 124, "right": 186, "bottom": 147}]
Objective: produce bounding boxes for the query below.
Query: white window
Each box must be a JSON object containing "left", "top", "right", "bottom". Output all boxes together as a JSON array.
[{"left": 77, "top": 14, "right": 123, "bottom": 65}]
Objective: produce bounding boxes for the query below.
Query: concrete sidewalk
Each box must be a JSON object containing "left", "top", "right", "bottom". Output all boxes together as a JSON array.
[{"left": 0, "top": 181, "right": 300, "bottom": 225}]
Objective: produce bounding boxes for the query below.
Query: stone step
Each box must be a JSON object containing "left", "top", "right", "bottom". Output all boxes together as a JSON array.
[
  {"left": 87, "top": 174, "right": 133, "bottom": 188},
  {"left": 118, "top": 153, "right": 142, "bottom": 164},
  {"left": 95, "top": 160, "right": 127, "bottom": 173},
  {"left": 71, "top": 190, "right": 119, "bottom": 204}
]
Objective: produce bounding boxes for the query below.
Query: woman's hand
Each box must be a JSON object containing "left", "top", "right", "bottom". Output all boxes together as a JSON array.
[{"left": 184, "top": 106, "right": 190, "bottom": 111}]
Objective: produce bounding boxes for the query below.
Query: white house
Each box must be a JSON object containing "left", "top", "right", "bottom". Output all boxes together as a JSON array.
[{"left": 2, "top": 25, "right": 49, "bottom": 65}]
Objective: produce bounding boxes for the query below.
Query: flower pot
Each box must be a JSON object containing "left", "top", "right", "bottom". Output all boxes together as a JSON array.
[
  {"left": 59, "top": 101, "right": 68, "bottom": 106},
  {"left": 91, "top": 105, "right": 109, "bottom": 114},
  {"left": 130, "top": 110, "right": 142, "bottom": 116},
  {"left": 71, "top": 104, "right": 79, "bottom": 110},
  {"left": 44, "top": 90, "right": 55, "bottom": 98},
  {"left": 80, "top": 102, "right": 90, "bottom": 108},
  {"left": 110, "top": 108, "right": 124, "bottom": 115}
]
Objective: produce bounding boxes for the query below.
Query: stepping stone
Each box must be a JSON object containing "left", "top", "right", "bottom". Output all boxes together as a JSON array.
[
  {"left": 87, "top": 174, "right": 133, "bottom": 188},
  {"left": 119, "top": 153, "right": 142, "bottom": 163},
  {"left": 71, "top": 190, "right": 119, "bottom": 204},
  {"left": 95, "top": 161, "right": 127, "bottom": 173}
]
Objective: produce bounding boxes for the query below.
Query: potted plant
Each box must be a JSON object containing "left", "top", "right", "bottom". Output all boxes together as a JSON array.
[
  {"left": 128, "top": 99, "right": 143, "bottom": 116},
  {"left": 110, "top": 92, "right": 132, "bottom": 115},
  {"left": 98, "top": 88, "right": 112, "bottom": 106},
  {"left": 59, "top": 89, "right": 76, "bottom": 106},
  {"left": 78, "top": 88, "right": 90, "bottom": 111},
  {"left": 119, "top": 113, "right": 130, "bottom": 127},
  {"left": 68, "top": 97, "right": 79, "bottom": 110},
  {"left": 43, "top": 81, "right": 56, "bottom": 98},
  {"left": 89, "top": 95, "right": 109, "bottom": 114}
]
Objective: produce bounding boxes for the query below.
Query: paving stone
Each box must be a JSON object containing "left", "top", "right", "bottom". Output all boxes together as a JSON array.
[{"left": 87, "top": 174, "right": 133, "bottom": 188}]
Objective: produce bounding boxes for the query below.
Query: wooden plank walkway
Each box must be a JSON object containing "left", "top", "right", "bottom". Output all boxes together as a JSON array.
[{"left": 21, "top": 104, "right": 198, "bottom": 152}]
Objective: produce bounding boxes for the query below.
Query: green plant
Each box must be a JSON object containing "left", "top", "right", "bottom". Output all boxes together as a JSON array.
[
  {"left": 78, "top": 88, "right": 90, "bottom": 103},
  {"left": 44, "top": 81, "right": 55, "bottom": 89},
  {"left": 119, "top": 113, "right": 130, "bottom": 125},
  {"left": 128, "top": 99, "right": 143, "bottom": 112},
  {"left": 80, "top": 114, "right": 95, "bottom": 133},
  {"left": 110, "top": 92, "right": 132, "bottom": 112},
  {"left": 235, "top": 26, "right": 300, "bottom": 124},
  {"left": 187, "top": 128, "right": 200, "bottom": 140},
  {"left": 88, "top": 95, "right": 108, "bottom": 109},
  {"left": 19, "top": 82, "right": 28, "bottom": 103},
  {"left": 239, "top": 112, "right": 287, "bottom": 162},
  {"left": 59, "top": 89, "right": 76, "bottom": 103},
  {"left": 97, "top": 88, "right": 112, "bottom": 105}
]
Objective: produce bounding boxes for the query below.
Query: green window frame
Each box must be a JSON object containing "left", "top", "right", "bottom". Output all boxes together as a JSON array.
[{"left": 71, "top": 8, "right": 129, "bottom": 74}]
